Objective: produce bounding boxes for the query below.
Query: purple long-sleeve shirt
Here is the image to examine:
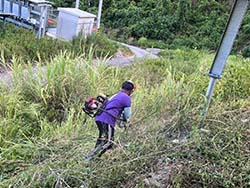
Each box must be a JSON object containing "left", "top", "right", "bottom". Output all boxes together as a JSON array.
[{"left": 95, "top": 91, "right": 131, "bottom": 127}]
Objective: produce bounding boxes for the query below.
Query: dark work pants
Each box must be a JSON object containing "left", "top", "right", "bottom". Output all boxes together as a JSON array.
[{"left": 95, "top": 121, "right": 114, "bottom": 157}]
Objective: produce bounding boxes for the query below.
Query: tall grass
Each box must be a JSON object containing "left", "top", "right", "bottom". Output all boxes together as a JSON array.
[
  {"left": 0, "top": 25, "right": 119, "bottom": 64},
  {"left": 0, "top": 49, "right": 249, "bottom": 187}
]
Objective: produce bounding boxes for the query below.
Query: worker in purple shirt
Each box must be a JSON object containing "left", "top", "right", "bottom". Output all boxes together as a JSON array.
[{"left": 94, "top": 80, "right": 136, "bottom": 157}]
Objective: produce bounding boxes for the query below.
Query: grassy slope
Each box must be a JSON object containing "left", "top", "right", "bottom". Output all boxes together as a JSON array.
[
  {"left": 0, "top": 25, "right": 120, "bottom": 64},
  {"left": 0, "top": 49, "right": 250, "bottom": 188}
]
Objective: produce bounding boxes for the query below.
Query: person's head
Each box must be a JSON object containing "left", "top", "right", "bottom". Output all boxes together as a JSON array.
[{"left": 121, "top": 80, "right": 136, "bottom": 96}]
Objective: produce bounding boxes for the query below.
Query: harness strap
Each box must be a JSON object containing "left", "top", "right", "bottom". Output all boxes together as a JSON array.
[{"left": 96, "top": 107, "right": 126, "bottom": 121}]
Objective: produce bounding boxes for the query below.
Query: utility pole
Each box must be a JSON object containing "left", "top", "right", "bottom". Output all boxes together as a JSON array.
[
  {"left": 75, "top": 0, "right": 80, "bottom": 9},
  {"left": 75, "top": 0, "right": 102, "bottom": 28},
  {"left": 96, "top": 0, "right": 103, "bottom": 29}
]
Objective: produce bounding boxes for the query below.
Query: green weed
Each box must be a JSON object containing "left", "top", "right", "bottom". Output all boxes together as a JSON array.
[{"left": 0, "top": 48, "right": 249, "bottom": 187}]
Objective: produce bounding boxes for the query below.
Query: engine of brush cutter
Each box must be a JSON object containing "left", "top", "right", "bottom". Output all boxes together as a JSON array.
[{"left": 83, "top": 94, "right": 108, "bottom": 117}]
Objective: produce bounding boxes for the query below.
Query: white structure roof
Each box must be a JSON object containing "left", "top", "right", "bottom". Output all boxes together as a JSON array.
[
  {"left": 28, "top": 0, "right": 53, "bottom": 5},
  {"left": 57, "top": 8, "right": 96, "bottom": 18}
]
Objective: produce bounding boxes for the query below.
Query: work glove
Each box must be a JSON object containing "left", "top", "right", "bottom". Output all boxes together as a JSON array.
[
  {"left": 124, "top": 118, "right": 130, "bottom": 123},
  {"left": 117, "top": 119, "right": 129, "bottom": 129}
]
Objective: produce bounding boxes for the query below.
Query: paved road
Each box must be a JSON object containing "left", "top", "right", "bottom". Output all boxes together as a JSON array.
[
  {"left": 107, "top": 43, "right": 159, "bottom": 66},
  {"left": 0, "top": 44, "right": 159, "bottom": 85},
  {"left": 0, "top": 70, "right": 12, "bottom": 86},
  {"left": 121, "top": 43, "right": 158, "bottom": 59}
]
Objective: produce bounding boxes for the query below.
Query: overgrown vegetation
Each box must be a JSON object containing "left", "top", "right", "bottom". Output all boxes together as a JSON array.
[
  {"left": 0, "top": 0, "right": 250, "bottom": 187},
  {"left": 51, "top": 0, "right": 250, "bottom": 57},
  {"left": 0, "top": 24, "right": 119, "bottom": 64},
  {"left": 0, "top": 49, "right": 249, "bottom": 187}
]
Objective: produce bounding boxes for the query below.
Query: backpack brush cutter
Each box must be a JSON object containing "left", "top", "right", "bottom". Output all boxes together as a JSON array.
[
  {"left": 82, "top": 93, "right": 129, "bottom": 129},
  {"left": 82, "top": 93, "right": 108, "bottom": 118}
]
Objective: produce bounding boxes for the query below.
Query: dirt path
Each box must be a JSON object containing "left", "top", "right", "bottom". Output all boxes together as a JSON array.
[{"left": 0, "top": 44, "right": 159, "bottom": 85}]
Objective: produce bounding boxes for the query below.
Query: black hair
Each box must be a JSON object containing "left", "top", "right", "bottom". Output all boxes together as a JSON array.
[{"left": 121, "top": 81, "right": 134, "bottom": 91}]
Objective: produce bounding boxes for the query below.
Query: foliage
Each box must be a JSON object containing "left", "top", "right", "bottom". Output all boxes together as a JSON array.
[
  {"left": 234, "top": 12, "right": 250, "bottom": 57},
  {"left": 0, "top": 25, "right": 118, "bottom": 64},
  {"left": 167, "top": 107, "right": 250, "bottom": 188},
  {"left": 49, "top": 0, "right": 250, "bottom": 57},
  {"left": 72, "top": 32, "right": 118, "bottom": 58},
  {"left": 0, "top": 49, "right": 249, "bottom": 187},
  {"left": 100, "top": 0, "right": 230, "bottom": 50},
  {"left": 0, "top": 25, "right": 70, "bottom": 63}
]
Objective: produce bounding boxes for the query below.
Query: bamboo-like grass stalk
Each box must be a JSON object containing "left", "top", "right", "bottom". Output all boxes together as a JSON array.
[{"left": 0, "top": 49, "right": 250, "bottom": 188}]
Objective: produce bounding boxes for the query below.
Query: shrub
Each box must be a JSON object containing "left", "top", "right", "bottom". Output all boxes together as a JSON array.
[
  {"left": 138, "top": 37, "right": 148, "bottom": 47},
  {"left": 241, "top": 46, "right": 250, "bottom": 58}
]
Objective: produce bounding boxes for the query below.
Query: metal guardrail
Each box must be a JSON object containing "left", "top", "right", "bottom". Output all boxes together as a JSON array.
[{"left": 0, "top": 0, "right": 52, "bottom": 37}]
